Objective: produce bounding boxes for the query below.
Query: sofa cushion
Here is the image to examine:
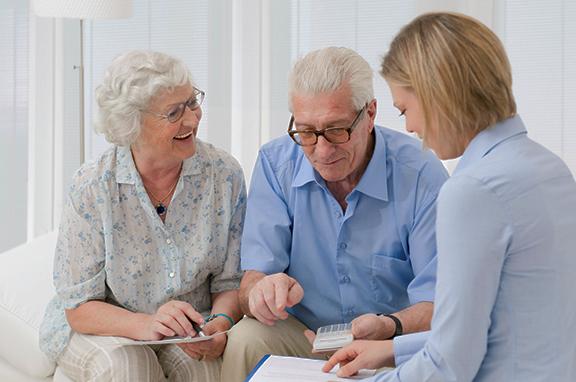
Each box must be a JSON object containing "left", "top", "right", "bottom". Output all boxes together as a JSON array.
[{"left": 0, "top": 232, "right": 57, "bottom": 378}]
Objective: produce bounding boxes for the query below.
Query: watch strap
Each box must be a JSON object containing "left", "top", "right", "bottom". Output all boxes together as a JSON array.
[{"left": 379, "top": 313, "right": 403, "bottom": 339}]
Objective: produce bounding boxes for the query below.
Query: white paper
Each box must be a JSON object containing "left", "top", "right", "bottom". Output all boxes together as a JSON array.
[
  {"left": 248, "top": 355, "right": 376, "bottom": 381},
  {"left": 121, "top": 330, "right": 228, "bottom": 345}
]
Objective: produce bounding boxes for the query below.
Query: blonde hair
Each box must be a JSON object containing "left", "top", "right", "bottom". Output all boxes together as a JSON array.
[
  {"left": 381, "top": 12, "right": 516, "bottom": 147},
  {"left": 289, "top": 47, "right": 374, "bottom": 111}
]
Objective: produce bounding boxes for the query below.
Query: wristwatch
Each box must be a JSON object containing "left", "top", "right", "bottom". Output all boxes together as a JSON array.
[{"left": 378, "top": 313, "right": 403, "bottom": 339}]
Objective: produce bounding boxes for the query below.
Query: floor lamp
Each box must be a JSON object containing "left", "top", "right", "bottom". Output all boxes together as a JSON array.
[{"left": 32, "top": 0, "right": 132, "bottom": 164}]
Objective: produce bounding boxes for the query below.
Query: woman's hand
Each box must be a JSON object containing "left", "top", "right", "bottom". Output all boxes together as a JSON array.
[
  {"left": 178, "top": 315, "right": 231, "bottom": 361},
  {"left": 322, "top": 340, "right": 395, "bottom": 378},
  {"left": 139, "top": 300, "right": 204, "bottom": 340}
]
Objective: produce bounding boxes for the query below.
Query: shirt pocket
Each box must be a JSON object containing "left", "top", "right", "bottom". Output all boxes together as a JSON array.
[{"left": 370, "top": 253, "right": 414, "bottom": 307}]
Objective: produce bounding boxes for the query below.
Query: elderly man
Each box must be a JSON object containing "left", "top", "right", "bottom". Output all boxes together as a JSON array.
[{"left": 221, "top": 47, "right": 448, "bottom": 382}]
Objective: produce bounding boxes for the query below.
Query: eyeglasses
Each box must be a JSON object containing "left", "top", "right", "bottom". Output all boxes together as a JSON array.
[
  {"left": 287, "top": 105, "right": 366, "bottom": 146},
  {"left": 145, "top": 87, "right": 205, "bottom": 123}
]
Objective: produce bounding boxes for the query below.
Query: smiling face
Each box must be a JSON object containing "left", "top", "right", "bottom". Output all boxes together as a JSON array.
[
  {"left": 291, "top": 83, "right": 376, "bottom": 185},
  {"left": 134, "top": 84, "right": 201, "bottom": 164}
]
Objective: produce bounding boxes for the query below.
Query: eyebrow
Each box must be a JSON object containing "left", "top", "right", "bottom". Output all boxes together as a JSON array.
[
  {"left": 164, "top": 93, "right": 195, "bottom": 109},
  {"left": 293, "top": 117, "right": 352, "bottom": 129}
]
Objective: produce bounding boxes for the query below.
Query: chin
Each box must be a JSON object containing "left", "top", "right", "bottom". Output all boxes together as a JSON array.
[{"left": 317, "top": 168, "right": 348, "bottom": 183}]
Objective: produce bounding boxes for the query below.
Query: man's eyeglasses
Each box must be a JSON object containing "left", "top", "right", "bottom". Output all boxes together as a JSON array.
[
  {"left": 145, "top": 87, "right": 205, "bottom": 123},
  {"left": 287, "top": 105, "right": 366, "bottom": 146}
]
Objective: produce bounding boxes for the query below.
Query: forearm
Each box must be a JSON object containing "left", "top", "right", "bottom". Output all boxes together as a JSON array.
[
  {"left": 65, "top": 300, "right": 148, "bottom": 339},
  {"left": 238, "top": 270, "right": 266, "bottom": 315},
  {"left": 391, "top": 301, "right": 433, "bottom": 335},
  {"left": 210, "top": 289, "right": 243, "bottom": 329}
]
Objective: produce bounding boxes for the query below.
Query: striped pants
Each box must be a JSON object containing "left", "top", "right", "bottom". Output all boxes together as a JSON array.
[{"left": 57, "top": 333, "right": 221, "bottom": 381}]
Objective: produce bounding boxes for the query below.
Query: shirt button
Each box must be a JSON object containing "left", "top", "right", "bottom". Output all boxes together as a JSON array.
[
  {"left": 346, "top": 308, "right": 355, "bottom": 315},
  {"left": 166, "top": 238, "right": 172, "bottom": 244},
  {"left": 169, "top": 271, "right": 175, "bottom": 278},
  {"left": 341, "top": 275, "right": 350, "bottom": 283},
  {"left": 339, "top": 242, "right": 347, "bottom": 250}
]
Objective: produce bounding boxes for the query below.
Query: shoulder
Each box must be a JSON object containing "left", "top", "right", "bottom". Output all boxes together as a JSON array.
[
  {"left": 68, "top": 146, "right": 118, "bottom": 198},
  {"left": 258, "top": 135, "right": 304, "bottom": 172},
  {"left": 195, "top": 140, "right": 245, "bottom": 184},
  {"left": 376, "top": 126, "right": 448, "bottom": 188}
]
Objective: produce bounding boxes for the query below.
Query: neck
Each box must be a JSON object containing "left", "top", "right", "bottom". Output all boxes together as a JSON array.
[{"left": 131, "top": 146, "right": 182, "bottom": 188}]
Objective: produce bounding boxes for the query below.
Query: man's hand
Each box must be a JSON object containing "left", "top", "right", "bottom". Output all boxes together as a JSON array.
[
  {"left": 351, "top": 313, "right": 395, "bottom": 340},
  {"left": 322, "top": 340, "right": 395, "bottom": 377},
  {"left": 248, "top": 273, "right": 304, "bottom": 326}
]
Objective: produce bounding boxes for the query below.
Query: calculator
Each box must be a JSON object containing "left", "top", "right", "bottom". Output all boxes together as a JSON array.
[{"left": 312, "top": 322, "right": 353, "bottom": 353}]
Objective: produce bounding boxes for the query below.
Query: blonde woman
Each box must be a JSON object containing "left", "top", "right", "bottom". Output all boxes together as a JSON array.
[{"left": 324, "top": 12, "right": 576, "bottom": 381}]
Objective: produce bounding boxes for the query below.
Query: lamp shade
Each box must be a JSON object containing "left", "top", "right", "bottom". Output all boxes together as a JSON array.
[{"left": 32, "top": 0, "right": 132, "bottom": 19}]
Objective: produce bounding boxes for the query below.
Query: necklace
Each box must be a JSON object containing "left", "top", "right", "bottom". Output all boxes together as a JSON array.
[{"left": 144, "top": 164, "right": 182, "bottom": 216}]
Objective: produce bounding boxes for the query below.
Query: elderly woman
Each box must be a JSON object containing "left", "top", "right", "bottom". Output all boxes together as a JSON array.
[
  {"left": 322, "top": 12, "right": 576, "bottom": 381},
  {"left": 39, "top": 50, "right": 245, "bottom": 381}
]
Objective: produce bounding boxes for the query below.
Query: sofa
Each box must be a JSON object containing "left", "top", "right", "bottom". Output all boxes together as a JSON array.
[{"left": 0, "top": 232, "right": 72, "bottom": 381}]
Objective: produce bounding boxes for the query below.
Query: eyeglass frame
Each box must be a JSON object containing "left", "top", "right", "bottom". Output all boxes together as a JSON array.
[
  {"left": 287, "top": 104, "right": 367, "bottom": 146},
  {"left": 143, "top": 87, "right": 205, "bottom": 124}
]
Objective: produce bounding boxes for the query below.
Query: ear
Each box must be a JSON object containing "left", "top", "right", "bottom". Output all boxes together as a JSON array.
[{"left": 366, "top": 98, "right": 377, "bottom": 132}]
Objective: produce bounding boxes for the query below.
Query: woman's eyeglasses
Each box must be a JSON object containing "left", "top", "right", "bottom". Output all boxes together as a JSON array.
[{"left": 144, "top": 87, "right": 205, "bottom": 123}]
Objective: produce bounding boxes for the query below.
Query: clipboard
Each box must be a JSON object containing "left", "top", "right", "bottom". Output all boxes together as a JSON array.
[{"left": 122, "top": 330, "right": 228, "bottom": 345}]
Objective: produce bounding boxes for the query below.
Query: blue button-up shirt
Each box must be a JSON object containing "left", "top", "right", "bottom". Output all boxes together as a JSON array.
[
  {"left": 373, "top": 116, "right": 576, "bottom": 381},
  {"left": 241, "top": 126, "right": 448, "bottom": 331}
]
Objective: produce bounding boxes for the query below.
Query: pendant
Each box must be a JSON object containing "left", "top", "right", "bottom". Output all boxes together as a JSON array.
[{"left": 156, "top": 203, "right": 167, "bottom": 216}]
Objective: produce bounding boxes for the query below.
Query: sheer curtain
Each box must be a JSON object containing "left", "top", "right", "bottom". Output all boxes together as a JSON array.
[{"left": 0, "top": 2, "right": 28, "bottom": 252}]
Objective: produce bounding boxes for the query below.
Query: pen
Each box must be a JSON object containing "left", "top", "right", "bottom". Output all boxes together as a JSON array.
[{"left": 192, "top": 321, "right": 206, "bottom": 337}]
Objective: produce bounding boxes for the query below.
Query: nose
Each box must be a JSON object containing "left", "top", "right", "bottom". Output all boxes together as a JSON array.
[
  {"left": 313, "top": 135, "right": 337, "bottom": 157},
  {"left": 182, "top": 105, "right": 202, "bottom": 124}
]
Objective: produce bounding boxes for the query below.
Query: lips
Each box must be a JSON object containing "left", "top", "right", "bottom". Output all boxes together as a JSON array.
[
  {"left": 174, "top": 131, "right": 193, "bottom": 140},
  {"left": 321, "top": 158, "right": 344, "bottom": 165}
]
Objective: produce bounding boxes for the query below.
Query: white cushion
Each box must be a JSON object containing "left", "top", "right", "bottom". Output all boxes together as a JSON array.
[{"left": 0, "top": 232, "right": 58, "bottom": 378}]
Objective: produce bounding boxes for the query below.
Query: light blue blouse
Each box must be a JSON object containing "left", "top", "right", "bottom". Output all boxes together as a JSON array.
[
  {"left": 372, "top": 116, "right": 576, "bottom": 381},
  {"left": 39, "top": 141, "right": 246, "bottom": 361}
]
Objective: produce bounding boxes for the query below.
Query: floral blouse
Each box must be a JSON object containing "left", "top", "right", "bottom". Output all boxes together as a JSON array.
[{"left": 39, "top": 140, "right": 246, "bottom": 361}]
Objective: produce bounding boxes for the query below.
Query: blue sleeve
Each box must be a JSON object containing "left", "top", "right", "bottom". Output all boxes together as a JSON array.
[
  {"left": 369, "top": 176, "right": 512, "bottom": 382},
  {"left": 393, "top": 331, "right": 429, "bottom": 366},
  {"left": 240, "top": 150, "right": 293, "bottom": 274},
  {"left": 406, "top": 159, "right": 448, "bottom": 304}
]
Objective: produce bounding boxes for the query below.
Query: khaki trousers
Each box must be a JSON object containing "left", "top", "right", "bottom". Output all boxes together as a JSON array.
[
  {"left": 57, "top": 332, "right": 221, "bottom": 381},
  {"left": 221, "top": 315, "right": 326, "bottom": 382}
]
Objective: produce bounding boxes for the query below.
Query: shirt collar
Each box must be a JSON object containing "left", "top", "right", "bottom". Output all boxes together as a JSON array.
[
  {"left": 454, "top": 115, "right": 527, "bottom": 175},
  {"left": 115, "top": 142, "right": 204, "bottom": 185},
  {"left": 292, "top": 128, "right": 389, "bottom": 201}
]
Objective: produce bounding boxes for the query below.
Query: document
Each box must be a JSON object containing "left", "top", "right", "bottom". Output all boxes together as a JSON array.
[
  {"left": 246, "top": 355, "right": 376, "bottom": 381},
  {"left": 120, "top": 330, "right": 228, "bottom": 345}
]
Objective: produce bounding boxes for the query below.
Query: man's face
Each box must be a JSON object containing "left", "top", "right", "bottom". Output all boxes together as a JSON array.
[{"left": 291, "top": 84, "right": 376, "bottom": 184}]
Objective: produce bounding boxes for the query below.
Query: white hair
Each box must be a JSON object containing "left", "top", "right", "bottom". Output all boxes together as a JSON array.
[
  {"left": 94, "top": 50, "right": 193, "bottom": 146},
  {"left": 288, "top": 47, "right": 374, "bottom": 111}
]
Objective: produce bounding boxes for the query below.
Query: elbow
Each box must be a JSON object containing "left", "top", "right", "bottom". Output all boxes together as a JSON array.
[
  {"left": 65, "top": 305, "right": 88, "bottom": 333},
  {"left": 65, "top": 307, "right": 80, "bottom": 331}
]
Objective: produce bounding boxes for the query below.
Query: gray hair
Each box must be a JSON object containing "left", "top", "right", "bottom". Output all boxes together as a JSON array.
[
  {"left": 288, "top": 47, "right": 374, "bottom": 111},
  {"left": 94, "top": 50, "right": 193, "bottom": 146}
]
